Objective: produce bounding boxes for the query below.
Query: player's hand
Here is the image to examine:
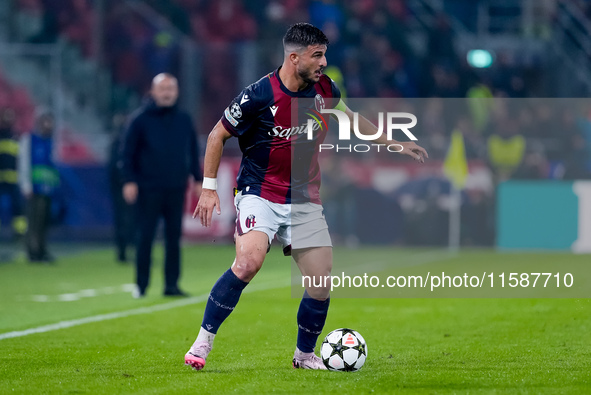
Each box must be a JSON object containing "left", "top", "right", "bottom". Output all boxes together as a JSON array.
[
  {"left": 193, "top": 182, "right": 202, "bottom": 198},
  {"left": 193, "top": 188, "right": 221, "bottom": 227},
  {"left": 21, "top": 189, "right": 33, "bottom": 200},
  {"left": 123, "top": 182, "right": 138, "bottom": 204},
  {"left": 398, "top": 141, "right": 429, "bottom": 163}
]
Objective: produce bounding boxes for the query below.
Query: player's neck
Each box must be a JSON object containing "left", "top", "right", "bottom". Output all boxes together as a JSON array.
[{"left": 278, "top": 65, "right": 309, "bottom": 92}]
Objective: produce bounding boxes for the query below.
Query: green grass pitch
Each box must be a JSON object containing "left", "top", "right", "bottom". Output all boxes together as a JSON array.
[{"left": 0, "top": 245, "right": 589, "bottom": 394}]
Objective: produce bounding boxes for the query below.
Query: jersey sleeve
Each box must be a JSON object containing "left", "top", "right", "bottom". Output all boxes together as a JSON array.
[
  {"left": 220, "top": 84, "right": 262, "bottom": 137},
  {"left": 325, "top": 77, "right": 343, "bottom": 110},
  {"left": 329, "top": 78, "right": 342, "bottom": 102}
]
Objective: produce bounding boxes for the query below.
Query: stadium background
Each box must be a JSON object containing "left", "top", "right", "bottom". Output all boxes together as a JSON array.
[
  {"left": 1, "top": 2, "right": 590, "bottom": 393},
  {"left": 0, "top": 0, "right": 590, "bottom": 251}
]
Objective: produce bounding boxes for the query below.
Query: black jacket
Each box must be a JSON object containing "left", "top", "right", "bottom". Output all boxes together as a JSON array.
[
  {"left": 108, "top": 125, "right": 125, "bottom": 187},
  {"left": 121, "top": 100, "right": 202, "bottom": 189}
]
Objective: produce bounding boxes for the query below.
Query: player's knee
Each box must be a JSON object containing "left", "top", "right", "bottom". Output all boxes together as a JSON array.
[
  {"left": 306, "top": 287, "right": 330, "bottom": 300},
  {"left": 232, "top": 253, "right": 264, "bottom": 282},
  {"left": 308, "top": 288, "right": 330, "bottom": 302}
]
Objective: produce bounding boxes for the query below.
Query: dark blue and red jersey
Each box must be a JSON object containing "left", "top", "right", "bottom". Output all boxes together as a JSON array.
[{"left": 221, "top": 68, "right": 341, "bottom": 204}]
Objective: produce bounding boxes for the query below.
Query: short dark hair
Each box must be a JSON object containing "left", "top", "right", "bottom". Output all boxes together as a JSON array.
[{"left": 283, "top": 23, "right": 329, "bottom": 50}]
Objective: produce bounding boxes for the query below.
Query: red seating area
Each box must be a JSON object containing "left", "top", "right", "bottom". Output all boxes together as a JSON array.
[
  {"left": 0, "top": 67, "right": 35, "bottom": 135},
  {"left": 0, "top": 67, "right": 98, "bottom": 164}
]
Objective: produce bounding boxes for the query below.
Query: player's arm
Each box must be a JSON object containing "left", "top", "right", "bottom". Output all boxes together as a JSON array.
[
  {"left": 121, "top": 115, "right": 141, "bottom": 203},
  {"left": 193, "top": 120, "right": 233, "bottom": 227},
  {"left": 337, "top": 101, "right": 428, "bottom": 163}
]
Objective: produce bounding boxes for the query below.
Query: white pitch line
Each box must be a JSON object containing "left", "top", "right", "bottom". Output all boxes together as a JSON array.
[
  {"left": 0, "top": 280, "right": 288, "bottom": 341},
  {"left": 1, "top": 251, "right": 450, "bottom": 341},
  {"left": 30, "top": 284, "right": 137, "bottom": 303}
]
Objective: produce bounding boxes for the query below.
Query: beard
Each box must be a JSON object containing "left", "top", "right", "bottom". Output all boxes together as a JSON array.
[{"left": 298, "top": 67, "right": 321, "bottom": 85}]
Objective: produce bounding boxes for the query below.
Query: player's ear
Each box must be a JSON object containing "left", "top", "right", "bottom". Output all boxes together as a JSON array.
[{"left": 289, "top": 52, "right": 299, "bottom": 65}]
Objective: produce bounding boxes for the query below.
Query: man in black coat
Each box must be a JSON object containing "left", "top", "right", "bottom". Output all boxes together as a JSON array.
[{"left": 121, "top": 73, "right": 202, "bottom": 298}]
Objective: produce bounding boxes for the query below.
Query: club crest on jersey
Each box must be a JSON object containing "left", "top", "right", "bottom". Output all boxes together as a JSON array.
[
  {"left": 230, "top": 102, "right": 242, "bottom": 119},
  {"left": 315, "top": 94, "right": 325, "bottom": 112},
  {"left": 245, "top": 214, "right": 256, "bottom": 228}
]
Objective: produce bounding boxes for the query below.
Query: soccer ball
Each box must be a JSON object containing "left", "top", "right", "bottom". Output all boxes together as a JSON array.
[{"left": 320, "top": 328, "right": 367, "bottom": 371}]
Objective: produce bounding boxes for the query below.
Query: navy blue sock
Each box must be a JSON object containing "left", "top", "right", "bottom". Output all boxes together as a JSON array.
[
  {"left": 296, "top": 291, "right": 330, "bottom": 353},
  {"left": 201, "top": 268, "right": 248, "bottom": 334}
]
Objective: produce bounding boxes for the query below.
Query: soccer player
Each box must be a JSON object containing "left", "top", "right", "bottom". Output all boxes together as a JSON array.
[{"left": 185, "top": 23, "right": 427, "bottom": 370}]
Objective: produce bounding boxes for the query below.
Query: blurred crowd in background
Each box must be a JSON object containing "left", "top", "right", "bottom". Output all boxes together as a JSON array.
[
  {"left": 8, "top": 0, "right": 591, "bottom": 161},
  {"left": 9, "top": 0, "right": 566, "bottom": 95},
  {"left": 1, "top": 0, "right": 591, "bottom": 250}
]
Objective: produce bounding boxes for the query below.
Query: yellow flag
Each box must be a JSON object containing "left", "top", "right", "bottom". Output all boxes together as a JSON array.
[{"left": 443, "top": 130, "right": 469, "bottom": 189}]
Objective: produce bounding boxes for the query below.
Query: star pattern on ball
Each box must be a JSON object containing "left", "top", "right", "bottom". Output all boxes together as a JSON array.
[
  {"left": 321, "top": 328, "right": 367, "bottom": 371},
  {"left": 354, "top": 342, "right": 366, "bottom": 356},
  {"left": 329, "top": 337, "right": 345, "bottom": 359}
]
